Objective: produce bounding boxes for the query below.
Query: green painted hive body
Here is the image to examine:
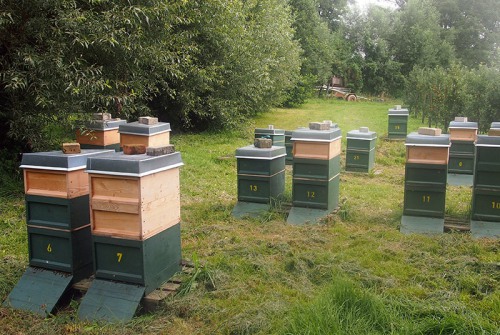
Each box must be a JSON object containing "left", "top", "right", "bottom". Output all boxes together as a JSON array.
[
  {"left": 254, "top": 127, "right": 285, "bottom": 147},
  {"left": 388, "top": 107, "right": 409, "bottom": 139},
  {"left": 92, "top": 223, "right": 181, "bottom": 295},
  {"left": 28, "top": 225, "right": 93, "bottom": 280},
  {"left": 448, "top": 120, "right": 478, "bottom": 175},
  {"left": 345, "top": 128, "right": 377, "bottom": 172},
  {"left": 236, "top": 145, "right": 286, "bottom": 203},
  {"left": 403, "top": 163, "right": 447, "bottom": 218},
  {"left": 285, "top": 130, "right": 293, "bottom": 165},
  {"left": 290, "top": 127, "right": 342, "bottom": 211},
  {"left": 471, "top": 135, "right": 500, "bottom": 238}
]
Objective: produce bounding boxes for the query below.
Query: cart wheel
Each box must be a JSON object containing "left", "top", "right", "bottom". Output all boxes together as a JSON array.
[{"left": 347, "top": 94, "right": 357, "bottom": 101}]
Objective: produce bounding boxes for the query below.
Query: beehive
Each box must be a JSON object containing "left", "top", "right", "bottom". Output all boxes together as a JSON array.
[
  {"left": 254, "top": 125, "right": 285, "bottom": 147},
  {"left": 119, "top": 121, "right": 171, "bottom": 148},
  {"left": 405, "top": 131, "right": 450, "bottom": 165},
  {"left": 20, "top": 149, "right": 114, "bottom": 276},
  {"left": 401, "top": 132, "right": 450, "bottom": 234},
  {"left": 235, "top": 145, "right": 286, "bottom": 204},
  {"left": 345, "top": 127, "right": 377, "bottom": 172},
  {"left": 290, "top": 125, "right": 342, "bottom": 212},
  {"left": 388, "top": 105, "right": 409, "bottom": 139},
  {"left": 76, "top": 119, "right": 127, "bottom": 151},
  {"left": 86, "top": 151, "right": 183, "bottom": 240},
  {"left": 448, "top": 118, "right": 478, "bottom": 175},
  {"left": 291, "top": 127, "right": 342, "bottom": 160},
  {"left": 471, "top": 135, "right": 500, "bottom": 238}
]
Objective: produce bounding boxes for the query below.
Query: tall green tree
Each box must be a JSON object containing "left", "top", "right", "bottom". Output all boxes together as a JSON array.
[
  {"left": 153, "top": 0, "right": 301, "bottom": 129},
  {"left": 0, "top": 0, "right": 302, "bottom": 147},
  {"left": 0, "top": 0, "right": 194, "bottom": 150},
  {"left": 390, "top": 0, "right": 454, "bottom": 76},
  {"left": 289, "top": 0, "right": 336, "bottom": 84},
  {"left": 431, "top": 0, "right": 500, "bottom": 68}
]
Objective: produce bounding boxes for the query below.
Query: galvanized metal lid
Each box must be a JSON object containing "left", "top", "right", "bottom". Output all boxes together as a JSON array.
[
  {"left": 290, "top": 127, "right": 342, "bottom": 142},
  {"left": 254, "top": 127, "right": 285, "bottom": 136},
  {"left": 490, "top": 122, "right": 500, "bottom": 129},
  {"left": 405, "top": 132, "right": 450, "bottom": 147},
  {"left": 118, "top": 121, "right": 171, "bottom": 136},
  {"left": 79, "top": 119, "right": 128, "bottom": 130},
  {"left": 86, "top": 151, "right": 183, "bottom": 177},
  {"left": 449, "top": 120, "right": 478, "bottom": 129},
  {"left": 388, "top": 105, "right": 409, "bottom": 115},
  {"left": 20, "top": 149, "right": 115, "bottom": 171},
  {"left": 235, "top": 145, "right": 286, "bottom": 159},
  {"left": 285, "top": 130, "right": 293, "bottom": 136},
  {"left": 346, "top": 128, "right": 377, "bottom": 140},
  {"left": 476, "top": 134, "right": 500, "bottom": 147}
]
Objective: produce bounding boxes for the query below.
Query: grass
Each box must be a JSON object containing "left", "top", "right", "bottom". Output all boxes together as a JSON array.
[{"left": 0, "top": 98, "right": 499, "bottom": 334}]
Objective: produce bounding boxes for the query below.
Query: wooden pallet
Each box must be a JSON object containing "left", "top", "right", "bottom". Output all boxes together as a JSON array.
[
  {"left": 72, "top": 260, "right": 195, "bottom": 313},
  {"left": 444, "top": 216, "right": 470, "bottom": 232}
]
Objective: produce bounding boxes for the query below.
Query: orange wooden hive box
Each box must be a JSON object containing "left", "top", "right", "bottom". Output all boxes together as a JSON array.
[
  {"left": 86, "top": 151, "right": 183, "bottom": 240},
  {"left": 405, "top": 131, "right": 451, "bottom": 165},
  {"left": 291, "top": 124, "right": 342, "bottom": 160},
  {"left": 21, "top": 150, "right": 114, "bottom": 199},
  {"left": 448, "top": 118, "right": 478, "bottom": 142},
  {"left": 119, "top": 119, "right": 171, "bottom": 148}
]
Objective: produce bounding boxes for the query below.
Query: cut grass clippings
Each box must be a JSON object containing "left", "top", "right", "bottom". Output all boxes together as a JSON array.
[{"left": 0, "top": 98, "right": 499, "bottom": 334}]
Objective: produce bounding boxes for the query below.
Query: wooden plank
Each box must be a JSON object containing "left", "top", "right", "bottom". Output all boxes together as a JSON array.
[
  {"left": 120, "top": 132, "right": 170, "bottom": 148},
  {"left": 449, "top": 128, "right": 477, "bottom": 141},
  {"left": 293, "top": 139, "right": 341, "bottom": 160},
  {"left": 76, "top": 129, "right": 121, "bottom": 146},
  {"left": 24, "top": 169, "right": 89, "bottom": 199},
  {"left": 92, "top": 211, "right": 141, "bottom": 239},
  {"left": 406, "top": 147, "right": 449, "bottom": 165},
  {"left": 91, "top": 197, "right": 140, "bottom": 214},
  {"left": 90, "top": 175, "right": 139, "bottom": 200}
]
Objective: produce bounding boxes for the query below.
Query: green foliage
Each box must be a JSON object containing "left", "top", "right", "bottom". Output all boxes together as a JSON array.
[
  {"left": 391, "top": 0, "right": 455, "bottom": 76},
  {"left": 154, "top": 0, "right": 301, "bottom": 130},
  {"left": 283, "top": 277, "right": 394, "bottom": 335},
  {"left": 289, "top": 0, "right": 337, "bottom": 84},
  {"left": 0, "top": 0, "right": 194, "bottom": 150},
  {"left": 0, "top": 0, "right": 302, "bottom": 145},
  {"left": 405, "top": 64, "right": 500, "bottom": 130},
  {"left": 432, "top": 0, "right": 500, "bottom": 68},
  {"left": 281, "top": 74, "right": 316, "bottom": 108}
]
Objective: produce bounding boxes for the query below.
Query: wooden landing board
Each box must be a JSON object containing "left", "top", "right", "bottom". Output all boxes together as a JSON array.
[
  {"left": 77, "top": 279, "right": 145, "bottom": 322},
  {"left": 73, "top": 261, "right": 194, "bottom": 314},
  {"left": 3, "top": 267, "right": 73, "bottom": 317}
]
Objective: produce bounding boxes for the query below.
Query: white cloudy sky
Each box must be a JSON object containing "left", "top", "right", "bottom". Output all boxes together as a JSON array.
[{"left": 353, "top": 0, "right": 397, "bottom": 10}]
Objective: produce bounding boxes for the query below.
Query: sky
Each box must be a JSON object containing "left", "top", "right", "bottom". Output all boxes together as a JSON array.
[{"left": 353, "top": 0, "right": 398, "bottom": 11}]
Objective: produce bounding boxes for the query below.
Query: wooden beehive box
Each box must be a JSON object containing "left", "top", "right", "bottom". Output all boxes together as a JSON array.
[
  {"left": 21, "top": 150, "right": 115, "bottom": 199},
  {"left": 291, "top": 126, "right": 342, "bottom": 160},
  {"left": 119, "top": 120, "right": 171, "bottom": 148},
  {"left": 405, "top": 132, "right": 450, "bottom": 165},
  {"left": 76, "top": 118, "right": 127, "bottom": 149},
  {"left": 449, "top": 119, "right": 478, "bottom": 142},
  {"left": 86, "top": 151, "right": 183, "bottom": 240}
]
